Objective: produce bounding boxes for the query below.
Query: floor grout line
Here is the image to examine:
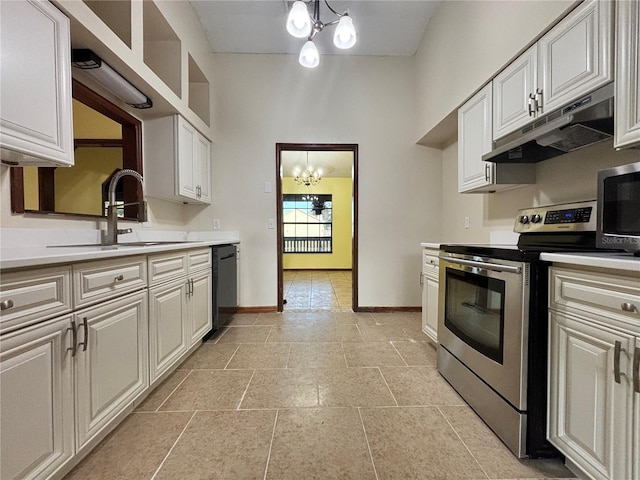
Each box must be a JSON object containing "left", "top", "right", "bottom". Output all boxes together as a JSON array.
[
  {"left": 376, "top": 366, "right": 399, "bottom": 407},
  {"left": 223, "top": 344, "right": 242, "bottom": 369},
  {"left": 150, "top": 410, "right": 198, "bottom": 480},
  {"left": 153, "top": 370, "right": 194, "bottom": 412},
  {"left": 357, "top": 407, "right": 380, "bottom": 480},
  {"left": 236, "top": 369, "right": 256, "bottom": 410},
  {"left": 262, "top": 409, "right": 279, "bottom": 480},
  {"left": 389, "top": 341, "right": 410, "bottom": 367}
]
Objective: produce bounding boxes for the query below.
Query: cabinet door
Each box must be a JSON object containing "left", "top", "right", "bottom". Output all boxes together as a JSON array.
[
  {"left": 493, "top": 45, "right": 538, "bottom": 140},
  {"left": 189, "top": 271, "right": 212, "bottom": 346},
  {"left": 177, "top": 116, "right": 198, "bottom": 200},
  {"left": 0, "top": 316, "right": 74, "bottom": 480},
  {"left": 75, "top": 291, "right": 148, "bottom": 449},
  {"left": 635, "top": 338, "right": 640, "bottom": 480},
  {"left": 149, "top": 279, "right": 188, "bottom": 382},
  {"left": 548, "top": 311, "right": 634, "bottom": 480},
  {"left": 458, "top": 83, "right": 493, "bottom": 192},
  {"left": 538, "top": 0, "right": 613, "bottom": 114},
  {"left": 0, "top": 0, "right": 73, "bottom": 167},
  {"left": 195, "top": 133, "right": 211, "bottom": 204},
  {"left": 615, "top": 0, "right": 640, "bottom": 149}
]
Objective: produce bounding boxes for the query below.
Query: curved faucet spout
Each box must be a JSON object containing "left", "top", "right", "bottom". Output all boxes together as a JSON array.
[{"left": 105, "top": 169, "right": 146, "bottom": 245}]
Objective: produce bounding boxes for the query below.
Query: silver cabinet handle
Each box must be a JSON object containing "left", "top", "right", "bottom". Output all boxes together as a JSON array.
[
  {"left": 67, "top": 320, "right": 78, "bottom": 357},
  {"left": 77, "top": 317, "right": 89, "bottom": 352},
  {"left": 439, "top": 255, "right": 522, "bottom": 274},
  {"left": 190, "top": 278, "right": 194, "bottom": 296},
  {"left": 528, "top": 93, "right": 536, "bottom": 116},
  {"left": 535, "top": 88, "right": 543, "bottom": 112},
  {"left": 621, "top": 302, "right": 638, "bottom": 313},
  {"left": 634, "top": 347, "right": 640, "bottom": 394},
  {"left": 419, "top": 273, "right": 424, "bottom": 287},
  {"left": 614, "top": 340, "right": 626, "bottom": 384},
  {"left": 0, "top": 299, "right": 14, "bottom": 311},
  {"left": 114, "top": 274, "right": 124, "bottom": 282}
]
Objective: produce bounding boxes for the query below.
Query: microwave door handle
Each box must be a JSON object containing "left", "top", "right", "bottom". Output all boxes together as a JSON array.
[{"left": 438, "top": 256, "right": 522, "bottom": 275}]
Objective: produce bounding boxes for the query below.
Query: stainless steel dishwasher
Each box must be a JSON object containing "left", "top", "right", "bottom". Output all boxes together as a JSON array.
[{"left": 204, "top": 244, "right": 238, "bottom": 339}]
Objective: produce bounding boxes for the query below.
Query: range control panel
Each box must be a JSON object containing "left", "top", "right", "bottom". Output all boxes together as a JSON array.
[{"left": 514, "top": 200, "right": 597, "bottom": 233}]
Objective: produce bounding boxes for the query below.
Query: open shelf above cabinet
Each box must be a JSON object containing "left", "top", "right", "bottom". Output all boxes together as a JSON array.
[
  {"left": 82, "top": 0, "right": 132, "bottom": 48},
  {"left": 143, "top": 1, "right": 181, "bottom": 99},
  {"left": 188, "top": 54, "right": 210, "bottom": 126}
]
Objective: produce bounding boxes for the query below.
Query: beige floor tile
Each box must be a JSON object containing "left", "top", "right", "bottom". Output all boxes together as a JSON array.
[
  {"left": 266, "top": 408, "right": 376, "bottom": 480},
  {"left": 159, "top": 369, "right": 253, "bottom": 411},
  {"left": 136, "top": 369, "right": 191, "bottom": 412},
  {"left": 154, "top": 410, "right": 276, "bottom": 480},
  {"left": 287, "top": 342, "right": 347, "bottom": 368},
  {"left": 240, "top": 368, "right": 319, "bottom": 408},
  {"left": 178, "top": 343, "right": 239, "bottom": 369},
  {"left": 226, "top": 343, "right": 291, "bottom": 369},
  {"left": 360, "top": 406, "right": 487, "bottom": 479},
  {"left": 358, "top": 324, "right": 411, "bottom": 341},
  {"left": 439, "top": 406, "right": 576, "bottom": 479},
  {"left": 333, "top": 311, "right": 376, "bottom": 325},
  {"left": 342, "top": 341, "right": 407, "bottom": 367},
  {"left": 256, "top": 311, "right": 335, "bottom": 326},
  {"left": 317, "top": 367, "right": 397, "bottom": 407},
  {"left": 225, "top": 313, "right": 259, "bottom": 326},
  {"left": 380, "top": 366, "right": 464, "bottom": 406},
  {"left": 64, "top": 411, "right": 192, "bottom": 480},
  {"left": 216, "top": 325, "right": 272, "bottom": 343},
  {"left": 391, "top": 340, "right": 438, "bottom": 366}
]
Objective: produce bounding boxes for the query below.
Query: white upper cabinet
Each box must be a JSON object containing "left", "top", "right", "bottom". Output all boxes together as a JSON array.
[
  {"left": 614, "top": 0, "right": 640, "bottom": 149},
  {"left": 493, "top": 45, "right": 538, "bottom": 140},
  {"left": 0, "top": 0, "right": 74, "bottom": 167},
  {"left": 145, "top": 115, "right": 212, "bottom": 205},
  {"left": 492, "top": 0, "right": 613, "bottom": 140},
  {"left": 458, "top": 83, "right": 535, "bottom": 193}
]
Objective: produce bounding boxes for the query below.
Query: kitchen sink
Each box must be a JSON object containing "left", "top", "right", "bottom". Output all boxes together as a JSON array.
[{"left": 47, "top": 241, "right": 202, "bottom": 248}]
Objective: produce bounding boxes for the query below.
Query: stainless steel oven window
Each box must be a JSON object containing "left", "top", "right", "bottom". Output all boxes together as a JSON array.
[
  {"left": 602, "top": 171, "right": 640, "bottom": 235},
  {"left": 444, "top": 269, "right": 505, "bottom": 363}
]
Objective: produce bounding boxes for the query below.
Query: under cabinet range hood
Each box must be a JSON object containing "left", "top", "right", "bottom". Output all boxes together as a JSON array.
[{"left": 483, "top": 82, "right": 614, "bottom": 164}]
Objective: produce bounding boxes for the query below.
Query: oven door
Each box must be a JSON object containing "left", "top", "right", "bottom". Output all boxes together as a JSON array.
[{"left": 438, "top": 252, "right": 529, "bottom": 410}]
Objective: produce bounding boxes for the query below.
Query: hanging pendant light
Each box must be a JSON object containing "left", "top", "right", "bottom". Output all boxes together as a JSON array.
[
  {"left": 294, "top": 152, "right": 323, "bottom": 186},
  {"left": 286, "top": 0, "right": 357, "bottom": 68},
  {"left": 299, "top": 40, "right": 320, "bottom": 68}
]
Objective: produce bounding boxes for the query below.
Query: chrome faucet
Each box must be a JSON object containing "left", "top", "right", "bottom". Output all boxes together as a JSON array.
[{"left": 104, "top": 169, "right": 147, "bottom": 245}]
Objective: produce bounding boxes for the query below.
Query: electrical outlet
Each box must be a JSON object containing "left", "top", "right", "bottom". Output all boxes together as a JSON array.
[
  {"left": 213, "top": 219, "right": 221, "bottom": 230},
  {"left": 464, "top": 216, "right": 470, "bottom": 229},
  {"left": 267, "top": 218, "right": 276, "bottom": 229}
]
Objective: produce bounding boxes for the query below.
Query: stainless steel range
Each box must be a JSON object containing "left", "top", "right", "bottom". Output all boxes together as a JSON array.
[{"left": 438, "top": 200, "right": 600, "bottom": 459}]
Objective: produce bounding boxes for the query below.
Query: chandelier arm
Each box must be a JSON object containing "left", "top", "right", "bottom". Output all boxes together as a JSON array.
[{"left": 323, "top": 0, "right": 346, "bottom": 17}]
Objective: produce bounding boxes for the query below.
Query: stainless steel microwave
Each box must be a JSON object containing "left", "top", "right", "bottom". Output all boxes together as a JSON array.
[{"left": 596, "top": 161, "right": 640, "bottom": 253}]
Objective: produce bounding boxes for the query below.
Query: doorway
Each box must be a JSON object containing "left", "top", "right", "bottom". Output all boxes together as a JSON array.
[{"left": 276, "top": 143, "right": 358, "bottom": 312}]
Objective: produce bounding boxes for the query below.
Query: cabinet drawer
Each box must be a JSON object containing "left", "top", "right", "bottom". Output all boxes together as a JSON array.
[
  {"left": 188, "top": 248, "right": 211, "bottom": 272},
  {"left": 148, "top": 252, "right": 188, "bottom": 286},
  {"left": 550, "top": 267, "right": 640, "bottom": 327},
  {"left": 422, "top": 250, "right": 439, "bottom": 276},
  {"left": 0, "top": 265, "right": 72, "bottom": 333},
  {"left": 73, "top": 256, "right": 147, "bottom": 308}
]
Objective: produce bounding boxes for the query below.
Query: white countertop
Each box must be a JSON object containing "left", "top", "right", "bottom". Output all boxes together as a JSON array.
[
  {"left": 540, "top": 251, "right": 640, "bottom": 274},
  {"left": 420, "top": 242, "right": 441, "bottom": 249},
  {"left": 0, "top": 228, "right": 240, "bottom": 270}
]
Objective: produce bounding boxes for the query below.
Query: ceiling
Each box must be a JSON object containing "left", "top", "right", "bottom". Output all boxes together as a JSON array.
[
  {"left": 189, "top": 1, "right": 441, "bottom": 57},
  {"left": 282, "top": 150, "right": 353, "bottom": 178}
]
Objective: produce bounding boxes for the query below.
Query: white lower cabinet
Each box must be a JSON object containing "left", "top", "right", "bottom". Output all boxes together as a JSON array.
[
  {"left": 189, "top": 270, "right": 213, "bottom": 345},
  {"left": 74, "top": 291, "right": 148, "bottom": 449},
  {"left": 0, "top": 316, "right": 74, "bottom": 480},
  {"left": 548, "top": 265, "right": 640, "bottom": 480},
  {"left": 420, "top": 247, "right": 439, "bottom": 344}
]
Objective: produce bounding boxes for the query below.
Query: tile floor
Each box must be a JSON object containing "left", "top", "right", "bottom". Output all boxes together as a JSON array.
[
  {"left": 64, "top": 308, "right": 576, "bottom": 480},
  {"left": 283, "top": 270, "right": 352, "bottom": 310}
]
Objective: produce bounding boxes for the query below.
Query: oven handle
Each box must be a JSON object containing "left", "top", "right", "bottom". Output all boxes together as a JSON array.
[{"left": 439, "top": 256, "right": 522, "bottom": 274}]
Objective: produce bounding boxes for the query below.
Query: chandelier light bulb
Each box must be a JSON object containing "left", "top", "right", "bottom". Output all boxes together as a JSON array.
[
  {"left": 286, "top": 1, "right": 312, "bottom": 38},
  {"left": 299, "top": 40, "right": 320, "bottom": 68},
  {"left": 333, "top": 15, "right": 356, "bottom": 49}
]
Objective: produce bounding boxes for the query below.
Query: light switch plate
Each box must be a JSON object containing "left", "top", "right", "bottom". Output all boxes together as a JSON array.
[
  {"left": 264, "top": 181, "right": 272, "bottom": 193},
  {"left": 213, "top": 219, "right": 221, "bottom": 230},
  {"left": 267, "top": 218, "right": 276, "bottom": 229}
]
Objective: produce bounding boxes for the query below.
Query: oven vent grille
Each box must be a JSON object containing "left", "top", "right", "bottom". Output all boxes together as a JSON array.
[{"left": 524, "top": 264, "right": 530, "bottom": 287}]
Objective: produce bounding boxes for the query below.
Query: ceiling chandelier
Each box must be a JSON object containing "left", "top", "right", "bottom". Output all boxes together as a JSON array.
[
  {"left": 293, "top": 152, "right": 323, "bottom": 186},
  {"left": 286, "top": 0, "right": 357, "bottom": 68}
]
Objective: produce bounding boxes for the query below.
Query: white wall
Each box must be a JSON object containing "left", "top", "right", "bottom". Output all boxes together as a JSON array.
[
  {"left": 190, "top": 53, "right": 443, "bottom": 308},
  {"left": 414, "top": 0, "right": 577, "bottom": 142}
]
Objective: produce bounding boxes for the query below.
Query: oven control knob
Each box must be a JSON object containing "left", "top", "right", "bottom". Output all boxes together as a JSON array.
[
  {"left": 519, "top": 215, "right": 530, "bottom": 224},
  {"left": 531, "top": 214, "right": 542, "bottom": 223}
]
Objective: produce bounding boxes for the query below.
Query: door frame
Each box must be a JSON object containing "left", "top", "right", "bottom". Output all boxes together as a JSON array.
[{"left": 276, "top": 143, "right": 358, "bottom": 312}]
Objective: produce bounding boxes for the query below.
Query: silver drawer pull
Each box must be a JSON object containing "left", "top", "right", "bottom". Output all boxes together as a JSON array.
[
  {"left": 621, "top": 302, "right": 638, "bottom": 313},
  {"left": 114, "top": 274, "right": 124, "bottom": 282},
  {"left": 67, "top": 320, "right": 78, "bottom": 357},
  {"left": 614, "top": 341, "right": 626, "bottom": 384},
  {"left": 0, "top": 299, "right": 14, "bottom": 311},
  {"left": 634, "top": 347, "right": 640, "bottom": 394},
  {"left": 77, "top": 317, "right": 89, "bottom": 352}
]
